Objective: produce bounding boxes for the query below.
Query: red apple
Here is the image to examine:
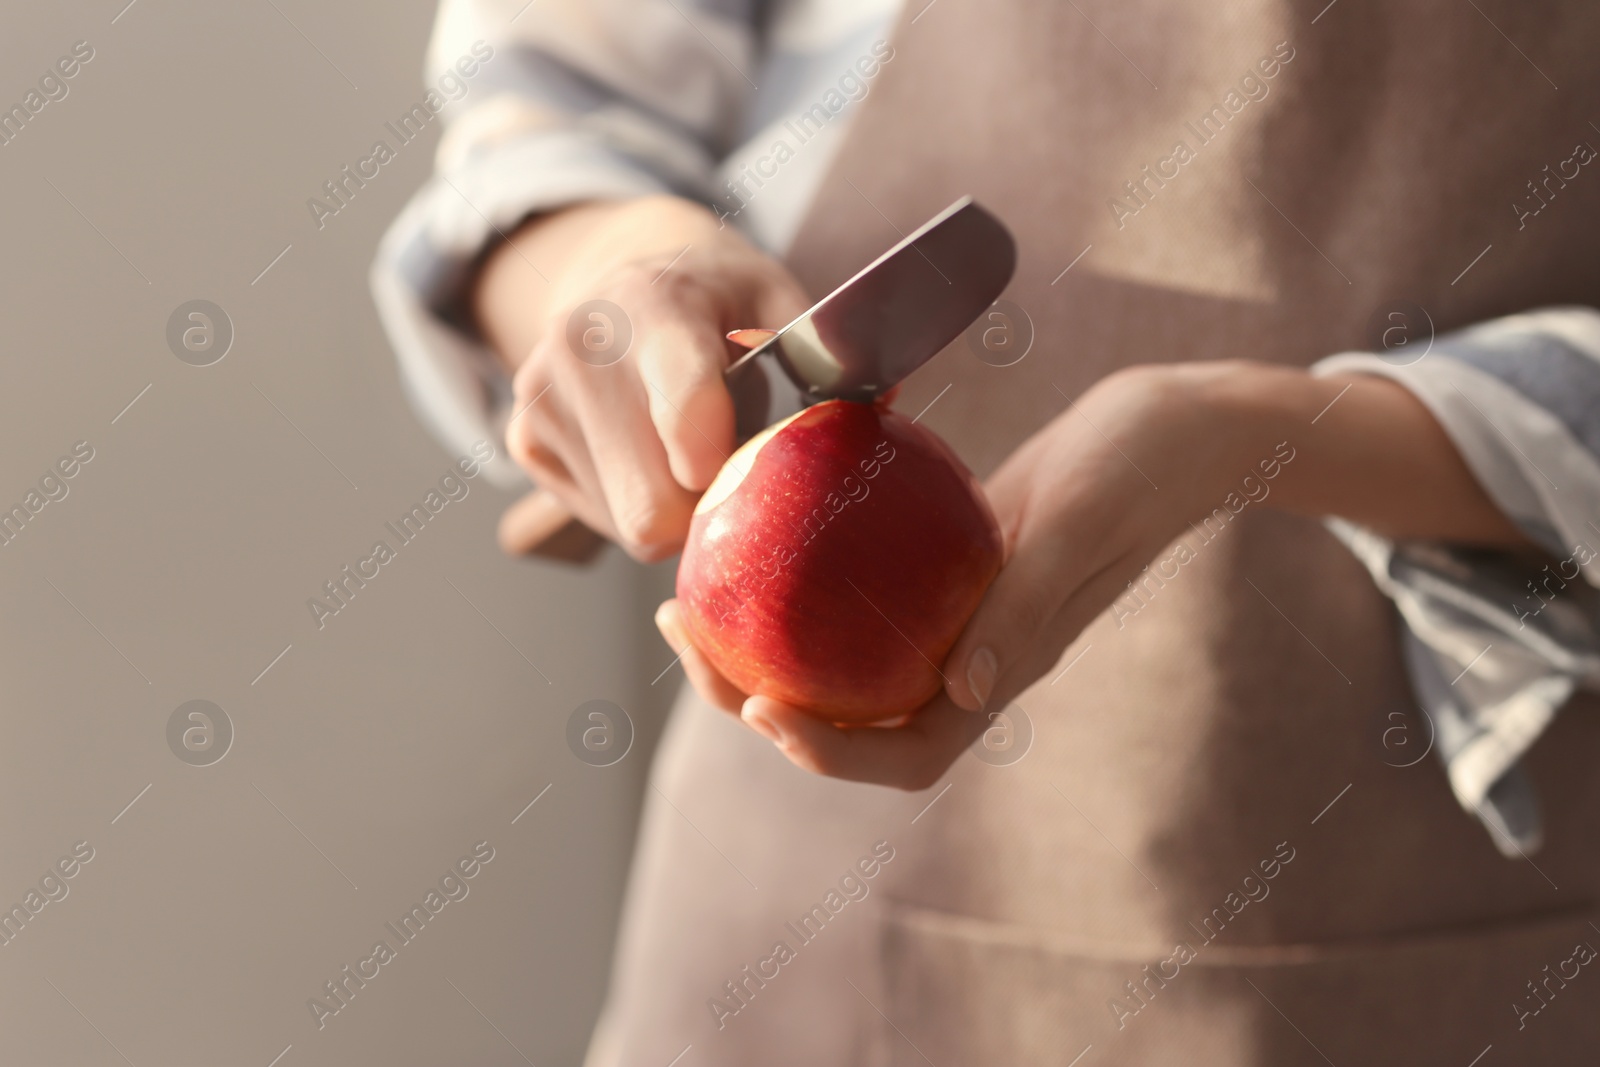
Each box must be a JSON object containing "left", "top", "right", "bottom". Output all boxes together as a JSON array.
[{"left": 675, "top": 398, "right": 1003, "bottom": 723}]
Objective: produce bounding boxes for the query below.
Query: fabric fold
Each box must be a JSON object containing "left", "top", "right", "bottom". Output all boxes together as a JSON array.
[{"left": 1316, "top": 307, "right": 1600, "bottom": 853}]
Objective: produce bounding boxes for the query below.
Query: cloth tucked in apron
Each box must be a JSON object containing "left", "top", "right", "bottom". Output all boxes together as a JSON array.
[{"left": 586, "top": 3, "right": 1600, "bottom": 1064}]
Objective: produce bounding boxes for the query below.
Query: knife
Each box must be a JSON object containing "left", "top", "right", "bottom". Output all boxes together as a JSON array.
[{"left": 501, "top": 196, "right": 1017, "bottom": 561}]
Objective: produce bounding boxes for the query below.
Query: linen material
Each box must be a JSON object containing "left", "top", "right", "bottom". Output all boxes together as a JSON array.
[
  {"left": 589, "top": 0, "right": 1600, "bottom": 1063},
  {"left": 1315, "top": 309, "right": 1600, "bottom": 852}
]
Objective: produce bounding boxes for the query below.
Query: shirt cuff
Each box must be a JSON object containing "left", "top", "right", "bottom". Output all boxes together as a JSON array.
[{"left": 1312, "top": 307, "right": 1600, "bottom": 855}]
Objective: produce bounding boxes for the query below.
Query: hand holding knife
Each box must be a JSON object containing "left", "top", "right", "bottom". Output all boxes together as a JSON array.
[{"left": 499, "top": 196, "right": 1016, "bottom": 561}]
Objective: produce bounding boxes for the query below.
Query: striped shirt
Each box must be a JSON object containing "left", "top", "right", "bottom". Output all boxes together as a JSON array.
[{"left": 371, "top": 0, "right": 1600, "bottom": 853}]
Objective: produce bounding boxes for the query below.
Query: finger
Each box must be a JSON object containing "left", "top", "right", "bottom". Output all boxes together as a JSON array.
[
  {"left": 635, "top": 305, "right": 738, "bottom": 491},
  {"left": 939, "top": 439, "right": 1142, "bottom": 711},
  {"left": 655, "top": 600, "right": 747, "bottom": 713},
  {"left": 504, "top": 355, "right": 562, "bottom": 475},
  {"left": 740, "top": 695, "right": 986, "bottom": 791},
  {"left": 558, "top": 352, "right": 697, "bottom": 560},
  {"left": 506, "top": 352, "right": 594, "bottom": 498},
  {"left": 505, "top": 385, "right": 580, "bottom": 492},
  {"left": 942, "top": 497, "right": 1075, "bottom": 711},
  {"left": 505, "top": 390, "right": 622, "bottom": 542},
  {"left": 946, "top": 535, "right": 1140, "bottom": 711},
  {"left": 515, "top": 322, "right": 695, "bottom": 557}
]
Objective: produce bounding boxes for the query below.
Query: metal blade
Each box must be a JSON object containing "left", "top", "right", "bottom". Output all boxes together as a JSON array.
[{"left": 729, "top": 196, "right": 1017, "bottom": 401}]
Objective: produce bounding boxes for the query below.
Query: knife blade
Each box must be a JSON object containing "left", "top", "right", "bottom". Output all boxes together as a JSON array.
[{"left": 732, "top": 195, "right": 1016, "bottom": 403}]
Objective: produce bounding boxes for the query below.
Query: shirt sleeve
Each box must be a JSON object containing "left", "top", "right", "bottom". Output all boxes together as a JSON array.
[
  {"left": 1313, "top": 307, "right": 1600, "bottom": 856},
  {"left": 370, "top": 0, "right": 764, "bottom": 485}
]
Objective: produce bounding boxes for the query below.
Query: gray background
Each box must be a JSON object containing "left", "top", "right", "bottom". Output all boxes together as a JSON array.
[{"left": 0, "top": 2, "right": 673, "bottom": 1063}]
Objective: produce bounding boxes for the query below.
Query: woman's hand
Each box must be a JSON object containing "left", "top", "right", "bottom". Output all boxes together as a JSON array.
[
  {"left": 656, "top": 364, "right": 1233, "bottom": 788},
  {"left": 474, "top": 195, "right": 810, "bottom": 561},
  {"left": 656, "top": 360, "right": 1528, "bottom": 790}
]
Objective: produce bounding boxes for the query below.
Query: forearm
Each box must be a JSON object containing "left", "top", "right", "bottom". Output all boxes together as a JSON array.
[{"left": 1183, "top": 361, "right": 1529, "bottom": 547}]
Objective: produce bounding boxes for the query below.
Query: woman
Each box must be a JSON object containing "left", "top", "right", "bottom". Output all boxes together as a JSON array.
[{"left": 374, "top": 0, "right": 1600, "bottom": 1061}]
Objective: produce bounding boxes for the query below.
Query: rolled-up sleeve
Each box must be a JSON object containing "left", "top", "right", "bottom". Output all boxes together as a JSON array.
[
  {"left": 1315, "top": 307, "right": 1600, "bottom": 855},
  {"left": 371, "top": 0, "right": 762, "bottom": 484}
]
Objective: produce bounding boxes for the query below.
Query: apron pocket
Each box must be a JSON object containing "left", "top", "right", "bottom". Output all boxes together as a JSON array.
[{"left": 873, "top": 900, "right": 1600, "bottom": 1066}]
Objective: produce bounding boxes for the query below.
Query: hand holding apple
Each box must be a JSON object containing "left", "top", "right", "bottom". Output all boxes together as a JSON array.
[
  {"left": 662, "top": 360, "right": 1524, "bottom": 790},
  {"left": 659, "top": 364, "right": 1225, "bottom": 788}
]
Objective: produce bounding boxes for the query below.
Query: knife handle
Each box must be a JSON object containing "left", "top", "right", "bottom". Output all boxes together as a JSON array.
[{"left": 498, "top": 489, "right": 608, "bottom": 563}]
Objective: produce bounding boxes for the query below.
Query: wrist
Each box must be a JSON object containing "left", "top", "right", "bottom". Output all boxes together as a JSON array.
[
  {"left": 1100, "top": 361, "right": 1309, "bottom": 530},
  {"left": 553, "top": 196, "right": 722, "bottom": 287},
  {"left": 1186, "top": 361, "right": 1322, "bottom": 519},
  {"left": 475, "top": 195, "right": 724, "bottom": 371},
  {"left": 1177, "top": 360, "right": 1525, "bottom": 545}
]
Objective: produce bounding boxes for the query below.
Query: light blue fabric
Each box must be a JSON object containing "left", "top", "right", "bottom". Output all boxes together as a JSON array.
[{"left": 1318, "top": 308, "right": 1600, "bottom": 854}]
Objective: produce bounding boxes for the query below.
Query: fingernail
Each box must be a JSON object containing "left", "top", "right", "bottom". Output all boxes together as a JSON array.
[
  {"left": 966, "top": 648, "right": 997, "bottom": 709},
  {"left": 742, "top": 706, "right": 787, "bottom": 747}
]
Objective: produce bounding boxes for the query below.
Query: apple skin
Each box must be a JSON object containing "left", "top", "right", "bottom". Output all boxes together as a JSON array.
[{"left": 676, "top": 398, "right": 1003, "bottom": 724}]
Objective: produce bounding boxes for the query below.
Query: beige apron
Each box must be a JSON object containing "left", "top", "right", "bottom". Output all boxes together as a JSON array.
[{"left": 589, "top": 3, "right": 1600, "bottom": 1064}]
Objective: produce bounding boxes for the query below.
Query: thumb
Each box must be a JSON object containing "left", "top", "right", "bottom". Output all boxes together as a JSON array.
[
  {"left": 941, "top": 529, "right": 1076, "bottom": 711},
  {"left": 940, "top": 477, "right": 1147, "bottom": 711},
  {"left": 944, "top": 517, "right": 1153, "bottom": 710}
]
